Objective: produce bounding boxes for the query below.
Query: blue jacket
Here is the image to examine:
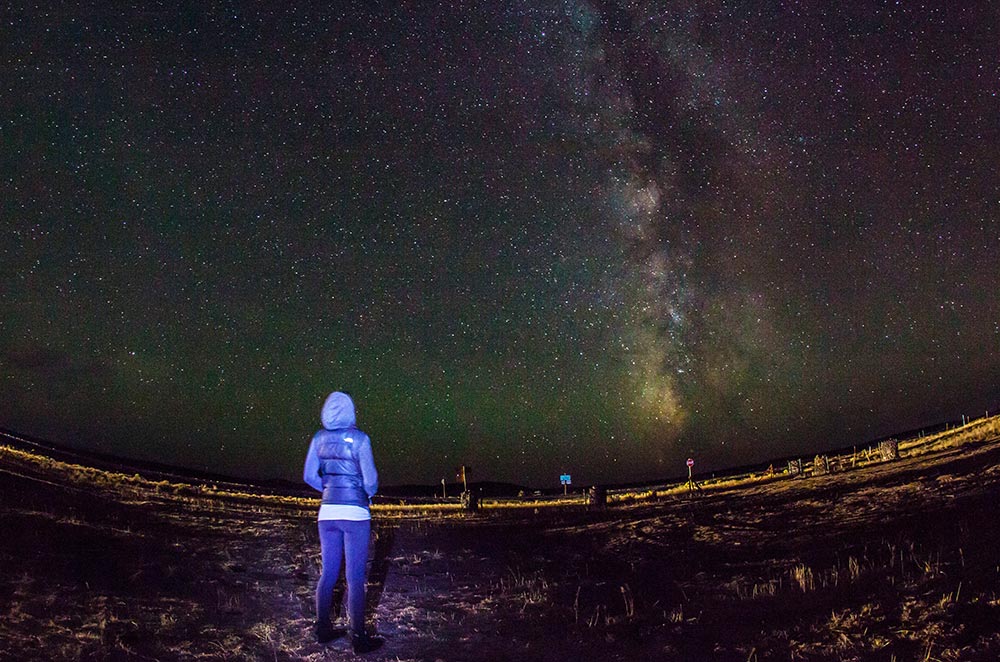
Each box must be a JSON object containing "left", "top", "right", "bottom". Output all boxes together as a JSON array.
[{"left": 303, "top": 392, "right": 378, "bottom": 508}]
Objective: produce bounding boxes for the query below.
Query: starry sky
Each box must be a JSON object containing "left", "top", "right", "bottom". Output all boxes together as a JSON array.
[{"left": 2, "top": 1, "right": 998, "bottom": 488}]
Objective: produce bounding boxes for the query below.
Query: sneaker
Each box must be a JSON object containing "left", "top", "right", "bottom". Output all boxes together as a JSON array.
[
  {"left": 352, "top": 631, "right": 384, "bottom": 654},
  {"left": 315, "top": 621, "right": 344, "bottom": 644}
]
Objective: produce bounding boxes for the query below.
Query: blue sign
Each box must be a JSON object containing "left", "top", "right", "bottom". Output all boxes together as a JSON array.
[{"left": 560, "top": 474, "right": 571, "bottom": 485}]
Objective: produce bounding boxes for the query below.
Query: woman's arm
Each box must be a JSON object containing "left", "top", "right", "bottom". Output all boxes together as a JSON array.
[
  {"left": 358, "top": 437, "right": 379, "bottom": 499},
  {"left": 302, "top": 438, "right": 323, "bottom": 493}
]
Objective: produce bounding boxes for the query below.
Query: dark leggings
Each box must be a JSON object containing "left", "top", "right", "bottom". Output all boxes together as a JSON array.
[{"left": 316, "top": 519, "right": 371, "bottom": 634}]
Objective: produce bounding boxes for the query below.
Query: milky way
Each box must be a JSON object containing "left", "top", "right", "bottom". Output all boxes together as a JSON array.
[{"left": 2, "top": 1, "right": 998, "bottom": 486}]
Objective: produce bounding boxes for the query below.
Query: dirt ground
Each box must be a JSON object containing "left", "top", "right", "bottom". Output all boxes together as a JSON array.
[{"left": 2, "top": 425, "right": 1000, "bottom": 661}]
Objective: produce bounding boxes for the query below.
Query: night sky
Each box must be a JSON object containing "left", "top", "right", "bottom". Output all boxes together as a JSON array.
[{"left": 2, "top": 1, "right": 998, "bottom": 488}]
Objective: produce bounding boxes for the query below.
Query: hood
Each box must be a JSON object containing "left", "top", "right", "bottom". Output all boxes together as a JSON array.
[{"left": 321, "top": 391, "right": 356, "bottom": 430}]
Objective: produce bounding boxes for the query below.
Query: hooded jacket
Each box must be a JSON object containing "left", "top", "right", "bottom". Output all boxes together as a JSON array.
[{"left": 303, "top": 392, "right": 379, "bottom": 508}]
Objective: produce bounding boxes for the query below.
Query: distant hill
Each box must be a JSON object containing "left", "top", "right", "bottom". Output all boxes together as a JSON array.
[
  {"left": 0, "top": 428, "right": 534, "bottom": 499},
  {"left": 4, "top": 408, "right": 995, "bottom": 499},
  {"left": 0, "top": 428, "right": 312, "bottom": 498},
  {"left": 381, "top": 480, "right": 532, "bottom": 499}
]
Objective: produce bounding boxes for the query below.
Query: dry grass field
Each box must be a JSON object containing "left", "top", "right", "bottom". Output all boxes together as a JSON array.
[{"left": 2, "top": 416, "right": 1000, "bottom": 661}]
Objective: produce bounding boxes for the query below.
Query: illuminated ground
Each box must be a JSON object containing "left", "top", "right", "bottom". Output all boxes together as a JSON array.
[{"left": 1, "top": 418, "right": 999, "bottom": 661}]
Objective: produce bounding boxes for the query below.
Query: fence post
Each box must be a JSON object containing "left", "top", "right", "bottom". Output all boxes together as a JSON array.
[
  {"left": 588, "top": 485, "right": 607, "bottom": 509},
  {"left": 878, "top": 439, "right": 899, "bottom": 461}
]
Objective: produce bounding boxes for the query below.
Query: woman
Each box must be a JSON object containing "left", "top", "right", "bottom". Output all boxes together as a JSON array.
[{"left": 303, "top": 391, "right": 383, "bottom": 653}]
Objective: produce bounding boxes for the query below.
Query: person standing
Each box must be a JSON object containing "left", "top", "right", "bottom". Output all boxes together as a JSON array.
[{"left": 303, "top": 391, "right": 383, "bottom": 654}]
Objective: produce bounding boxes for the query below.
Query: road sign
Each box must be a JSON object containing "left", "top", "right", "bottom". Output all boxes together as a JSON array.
[
  {"left": 686, "top": 458, "right": 694, "bottom": 467},
  {"left": 560, "top": 474, "right": 571, "bottom": 485}
]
